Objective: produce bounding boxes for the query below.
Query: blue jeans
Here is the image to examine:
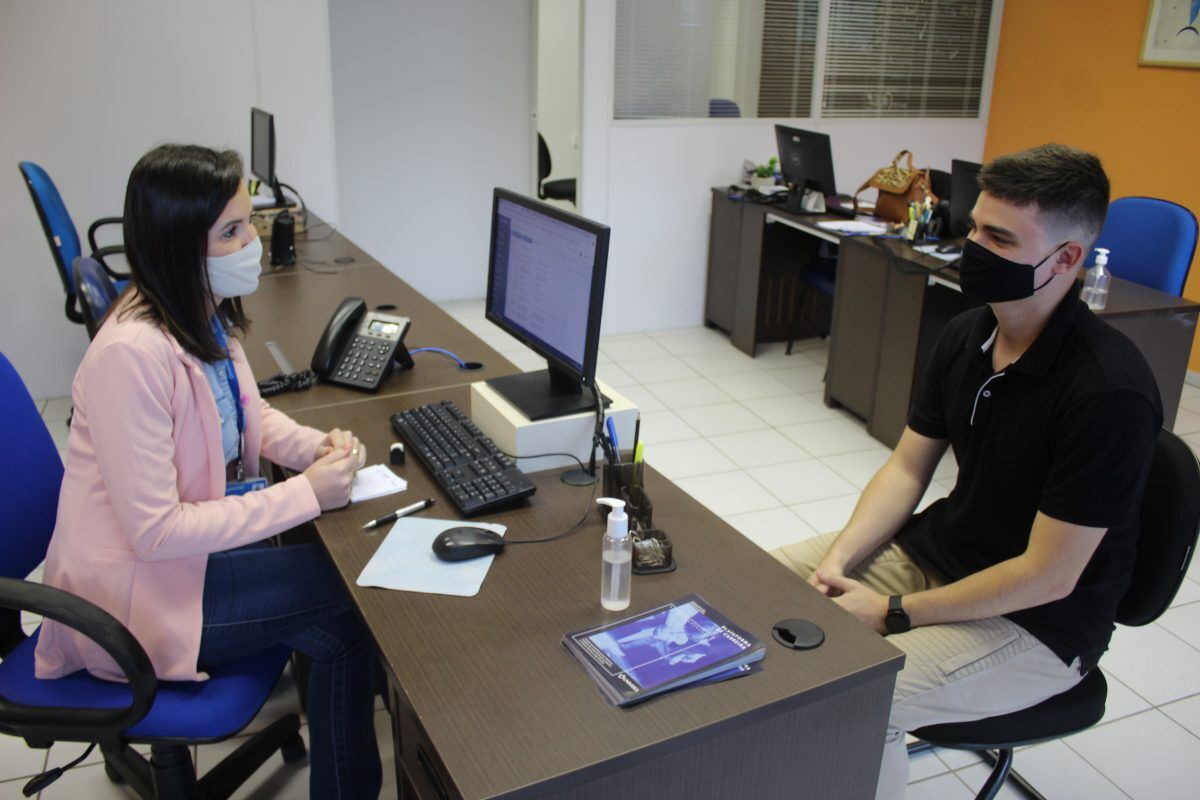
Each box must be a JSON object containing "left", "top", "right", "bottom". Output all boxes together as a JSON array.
[{"left": 198, "top": 542, "right": 382, "bottom": 800}]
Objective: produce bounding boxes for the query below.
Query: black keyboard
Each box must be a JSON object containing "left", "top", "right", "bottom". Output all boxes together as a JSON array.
[{"left": 389, "top": 400, "right": 536, "bottom": 516}]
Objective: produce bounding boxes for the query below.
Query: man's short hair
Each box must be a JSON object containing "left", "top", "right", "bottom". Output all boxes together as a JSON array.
[{"left": 979, "top": 143, "right": 1110, "bottom": 249}]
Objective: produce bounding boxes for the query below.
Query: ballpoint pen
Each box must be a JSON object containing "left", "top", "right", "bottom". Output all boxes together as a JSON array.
[
  {"left": 606, "top": 417, "right": 620, "bottom": 462},
  {"left": 362, "top": 498, "right": 435, "bottom": 531}
]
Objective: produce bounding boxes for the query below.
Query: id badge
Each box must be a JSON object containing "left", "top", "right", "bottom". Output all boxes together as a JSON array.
[{"left": 225, "top": 477, "right": 269, "bottom": 497}]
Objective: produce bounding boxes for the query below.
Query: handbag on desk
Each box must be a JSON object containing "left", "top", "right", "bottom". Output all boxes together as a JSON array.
[{"left": 854, "top": 150, "right": 938, "bottom": 223}]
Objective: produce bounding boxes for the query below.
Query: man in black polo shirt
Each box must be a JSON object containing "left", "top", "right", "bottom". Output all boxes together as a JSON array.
[{"left": 771, "top": 143, "right": 1162, "bottom": 799}]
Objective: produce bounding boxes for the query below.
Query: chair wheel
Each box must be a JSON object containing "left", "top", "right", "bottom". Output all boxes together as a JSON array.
[
  {"left": 104, "top": 760, "right": 127, "bottom": 785},
  {"left": 280, "top": 734, "right": 307, "bottom": 764}
]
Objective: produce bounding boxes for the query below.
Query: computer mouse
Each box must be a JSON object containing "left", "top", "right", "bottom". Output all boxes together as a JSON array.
[
  {"left": 432, "top": 527, "right": 506, "bottom": 561},
  {"left": 935, "top": 242, "right": 963, "bottom": 255}
]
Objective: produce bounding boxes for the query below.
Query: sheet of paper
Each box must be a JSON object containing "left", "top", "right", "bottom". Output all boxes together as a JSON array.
[
  {"left": 914, "top": 244, "right": 964, "bottom": 263},
  {"left": 356, "top": 518, "right": 507, "bottom": 597},
  {"left": 350, "top": 464, "right": 408, "bottom": 503},
  {"left": 815, "top": 220, "right": 888, "bottom": 235}
]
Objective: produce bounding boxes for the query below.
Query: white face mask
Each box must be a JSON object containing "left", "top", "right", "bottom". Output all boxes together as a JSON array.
[{"left": 206, "top": 236, "right": 263, "bottom": 298}]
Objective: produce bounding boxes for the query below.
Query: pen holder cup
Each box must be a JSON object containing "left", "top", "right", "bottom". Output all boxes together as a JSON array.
[{"left": 599, "top": 461, "right": 676, "bottom": 574}]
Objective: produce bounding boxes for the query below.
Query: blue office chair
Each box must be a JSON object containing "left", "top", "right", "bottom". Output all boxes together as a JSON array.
[
  {"left": 708, "top": 98, "right": 741, "bottom": 117},
  {"left": 909, "top": 429, "right": 1200, "bottom": 800},
  {"left": 72, "top": 257, "right": 121, "bottom": 340},
  {"left": 786, "top": 248, "right": 837, "bottom": 355},
  {"left": 18, "top": 161, "right": 129, "bottom": 326},
  {"left": 537, "top": 134, "right": 577, "bottom": 205},
  {"left": 0, "top": 351, "right": 306, "bottom": 799},
  {"left": 1085, "top": 197, "right": 1199, "bottom": 296}
]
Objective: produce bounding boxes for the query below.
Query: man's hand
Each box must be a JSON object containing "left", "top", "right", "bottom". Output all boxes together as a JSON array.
[
  {"left": 808, "top": 558, "right": 847, "bottom": 597},
  {"left": 817, "top": 570, "right": 888, "bottom": 634},
  {"left": 314, "top": 428, "right": 366, "bottom": 469}
]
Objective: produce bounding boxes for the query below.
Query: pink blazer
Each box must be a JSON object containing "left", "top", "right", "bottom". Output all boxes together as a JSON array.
[{"left": 35, "top": 307, "right": 325, "bottom": 682}]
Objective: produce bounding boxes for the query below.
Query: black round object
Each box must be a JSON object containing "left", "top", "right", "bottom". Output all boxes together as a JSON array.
[
  {"left": 374, "top": 303, "right": 396, "bottom": 310},
  {"left": 772, "top": 618, "right": 825, "bottom": 650},
  {"left": 280, "top": 733, "right": 307, "bottom": 764},
  {"left": 459, "top": 361, "right": 484, "bottom": 371}
]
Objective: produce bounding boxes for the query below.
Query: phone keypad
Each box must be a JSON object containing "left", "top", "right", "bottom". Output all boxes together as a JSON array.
[{"left": 334, "top": 335, "right": 393, "bottom": 388}]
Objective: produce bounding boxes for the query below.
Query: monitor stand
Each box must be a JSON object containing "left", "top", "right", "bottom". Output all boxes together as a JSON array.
[{"left": 486, "top": 363, "right": 611, "bottom": 422}]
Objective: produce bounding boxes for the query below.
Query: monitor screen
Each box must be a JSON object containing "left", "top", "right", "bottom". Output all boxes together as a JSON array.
[
  {"left": 485, "top": 189, "right": 610, "bottom": 421},
  {"left": 250, "top": 108, "right": 275, "bottom": 186},
  {"left": 774, "top": 125, "right": 837, "bottom": 196},
  {"left": 950, "top": 159, "right": 983, "bottom": 238}
]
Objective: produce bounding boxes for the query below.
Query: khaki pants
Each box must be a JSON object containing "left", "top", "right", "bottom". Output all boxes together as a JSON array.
[{"left": 771, "top": 532, "right": 1082, "bottom": 800}]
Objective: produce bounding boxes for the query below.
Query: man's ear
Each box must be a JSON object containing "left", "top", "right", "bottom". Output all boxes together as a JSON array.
[{"left": 1053, "top": 242, "right": 1087, "bottom": 274}]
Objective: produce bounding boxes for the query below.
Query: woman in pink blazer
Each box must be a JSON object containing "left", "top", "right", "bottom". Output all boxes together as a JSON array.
[{"left": 36, "top": 144, "right": 381, "bottom": 799}]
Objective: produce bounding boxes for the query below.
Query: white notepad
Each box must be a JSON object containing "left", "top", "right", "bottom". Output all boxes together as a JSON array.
[
  {"left": 356, "top": 518, "right": 507, "bottom": 597},
  {"left": 350, "top": 464, "right": 408, "bottom": 503}
]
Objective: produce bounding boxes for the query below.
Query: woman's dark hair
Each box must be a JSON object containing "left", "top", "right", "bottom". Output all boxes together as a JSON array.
[{"left": 121, "top": 143, "right": 250, "bottom": 362}]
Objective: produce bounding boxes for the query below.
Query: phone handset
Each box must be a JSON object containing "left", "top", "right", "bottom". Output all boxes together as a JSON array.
[
  {"left": 311, "top": 297, "right": 367, "bottom": 378},
  {"left": 311, "top": 297, "right": 412, "bottom": 392}
]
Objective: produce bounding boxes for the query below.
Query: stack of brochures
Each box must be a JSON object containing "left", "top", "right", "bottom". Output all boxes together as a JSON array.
[{"left": 562, "top": 594, "right": 765, "bottom": 707}]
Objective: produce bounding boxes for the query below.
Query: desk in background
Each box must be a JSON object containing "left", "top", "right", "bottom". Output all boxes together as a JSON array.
[{"left": 291, "top": 384, "right": 904, "bottom": 800}]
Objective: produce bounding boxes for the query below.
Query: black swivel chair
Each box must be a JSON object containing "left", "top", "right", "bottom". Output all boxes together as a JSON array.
[
  {"left": 537, "top": 133, "right": 577, "bottom": 205},
  {"left": 909, "top": 428, "right": 1200, "bottom": 800}
]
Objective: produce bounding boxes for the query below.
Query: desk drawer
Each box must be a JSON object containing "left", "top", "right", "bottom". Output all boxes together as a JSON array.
[{"left": 390, "top": 683, "right": 459, "bottom": 800}]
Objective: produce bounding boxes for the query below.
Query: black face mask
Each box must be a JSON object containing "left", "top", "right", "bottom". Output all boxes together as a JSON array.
[{"left": 959, "top": 238, "right": 1067, "bottom": 303}]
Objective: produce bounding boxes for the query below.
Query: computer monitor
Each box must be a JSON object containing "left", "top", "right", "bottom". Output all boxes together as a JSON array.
[
  {"left": 774, "top": 125, "right": 837, "bottom": 213},
  {"left": 250, "top": 108, "right": 286, "bottom": 207},
  {"left": 949, "top": 159, "right": 983, "bottom": 238},
  {"left": 485, "top": 189, "right": 610, "bottom": 421}
]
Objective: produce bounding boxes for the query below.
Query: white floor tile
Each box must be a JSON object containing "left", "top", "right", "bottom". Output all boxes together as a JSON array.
[
  {"left": 722, "top": 507, "right": 816, "bottom": 551},
  {"left": 678, "top": 348, "right": 765, "bottom": 377},
  {"left": 932, "top": 449, "right": 959, "bottom": 481},
  {"left": 0, "top": 733, "right": 46, "bottom": 782},
  {"left": 673, "top": 471, "right": 781, "bottom": 517},
  {"left": 600, "top": 336, "right": 670, "bottom": 363},
  {"left": 643, "top": 377, "right": 733, "bottom": 410},
  {"left": 635, "top": 410, "right": 698, "bottom": 445},
  {"left": 647, "top": 327, "right": 733, "bottom": 356},
  {"left": 805, "top": 345, "right": 829, "bottom": 366},
  {"left": 935, "top": 748, "right": 984, "bottom": 771},
  {"left": 1183, "top": 380, "right": 1200, "bottom": 397},
  {"left": 821, "top": 448, "right": 892, "bottom": 490},
  {"left": 1180, "top": 394, "right": 1200, "bottom": 415},
  {"left": 741, "top": 394, "right": 833, "bottom": 427},
  {"left": 1173, "top": 407, "right": 1200, "bottom": 435},
  {"left": 906, "top": 746, "right": 950, "bottom": 783},
  {"left": 41, "top": 396, "right": 73, "bottom": 452},
  {"left": 953, "top": 763, "right": 1027, "bottom": 800},
  {"left": 790, "top": 494, "right": 862, "bottom": 536},
  {"left": 674, "top": 402, "right": 768, "bottom": 437},
  {"left": 1160, "top": 693, "right": 1200, "bottom": 739},
  {"left": 780, "top": 418, "right": 883, "bottom": 457},
  {"left": 617, "top": 384, "right": 665, "bottom": 413},
  {"left": 903, "top": 772, "right": 973, "bottom": 800},
  {"left": 916, "top": 480, "right": 951, "bottom": 513},
  {"left": 1101, "top": 623, "right": 1200, "bottom": 705},
  {"left": 977, "top": 740, "right": 1128, "bottom": 800},
  {"left": 707, "top": 371, "right": 796, "bottom": 401},
  {"left": 36, "top": 761, "right": 139, "bottom": 800},
  {"left": 1158, "top": 600, "right": 1200, "bottom": 650},
  {"left": 620, "top": 355, "right": 699, "bottom": 385},
  {"left": 596, "top": 363, "right": 638, "bottom": 388},
  {"left": 708, "top": 428, "right": 812, "bottom": 469},
  {"left": 1097, "top": 669, "right": 1152, "bottom": 726},
  {"left": 748, "top": 460, "right": 858, "bottom": 506},
  {"left": 642, "top": 439, "right": 736, "bottom": 481},
  {"left": 770, "top": 365, "right": 828, "bottom": 395},
  {"left": 1067, "top": 710, "right": 1200, "bottom": 800}
]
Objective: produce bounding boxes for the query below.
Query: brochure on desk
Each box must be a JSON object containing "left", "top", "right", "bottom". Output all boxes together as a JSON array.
[{"left": 563, "top": 594, "right": 764, "bottom": 707}]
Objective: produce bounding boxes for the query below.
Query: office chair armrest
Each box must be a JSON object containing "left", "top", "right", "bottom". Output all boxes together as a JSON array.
[
  {"left": 0, "top": 577, "right": 157, "bottom": 744},
  {"left": 92, "top": 245, "right": 130, "bottom": 281},
  {"left": 86, "top": 217, "right": 123, "bottom": 256}
]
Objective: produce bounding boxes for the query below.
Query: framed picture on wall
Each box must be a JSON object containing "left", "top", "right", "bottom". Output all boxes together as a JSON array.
[{"left": 1141, "top": 0, "right": 1200, "bottom": 68}]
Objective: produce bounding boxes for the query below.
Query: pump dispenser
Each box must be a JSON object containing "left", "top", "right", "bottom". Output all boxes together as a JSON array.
[
  {"left": 1082, "top": 247, "right": 1111, "bottom": 311},
  {"left": 597, "top": 498, "right": 632, "bottom": 611}
]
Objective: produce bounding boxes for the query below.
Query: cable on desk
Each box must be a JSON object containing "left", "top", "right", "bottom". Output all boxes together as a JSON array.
[
  {"left": 407, "top": 347, "right": 484, "bottom": 371},
  {"left": 257, "top": 370, "right": 318, "bottom": 397}
]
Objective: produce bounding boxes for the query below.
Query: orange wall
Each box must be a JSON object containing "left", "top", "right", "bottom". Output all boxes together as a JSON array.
[{"left": 984, "top": 0, "right": 1200, "bottom": 370}]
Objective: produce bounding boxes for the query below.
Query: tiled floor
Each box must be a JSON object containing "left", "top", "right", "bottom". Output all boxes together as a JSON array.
[{"left": 10, "top": 302, "right": 1200, "bottom": 799}]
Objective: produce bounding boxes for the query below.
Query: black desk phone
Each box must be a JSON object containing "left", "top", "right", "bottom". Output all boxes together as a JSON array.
[{"left": 311, "top": 297, "right": 414, "bottom": 391}]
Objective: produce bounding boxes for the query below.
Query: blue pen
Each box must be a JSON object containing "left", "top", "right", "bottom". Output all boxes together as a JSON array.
[{"left": 606, "top": 417, "right": 620, "bottom": 457}]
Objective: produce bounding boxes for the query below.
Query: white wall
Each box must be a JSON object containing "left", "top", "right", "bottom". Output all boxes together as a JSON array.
[
  {"left": 579, "top": 0, "right": 993, "bottom": 335},
  {"left": 0, "top": 0, "right": 337, "bottom": 399},
  {"left": 328, "top": 0, "right": 534, "bottom": 303},
  {"left": 537, "top": 0, "right": 581, "bottom": 189}
]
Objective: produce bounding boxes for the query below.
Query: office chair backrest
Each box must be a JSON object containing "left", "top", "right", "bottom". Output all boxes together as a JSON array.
[
  {"left": 1088, "top": 197, "right": 1199, "bottom": 296},
  {"left": 708, "top": 98, "right": 741, "bottom": 117},
  {"left": 537, "top": 133, "right": 552, "bottom": 186},
  {"left": 1117, "top": 429, "right": 1200, "bottom": 626},
  {"left": 18, "top": 161, "right": 83, "bottom": 298},
  {"left": 0, "top": 352, "right": 64, "bottom": 582},
  {"left": 73, "top": 257, "right": 119, "bottom": 340}
]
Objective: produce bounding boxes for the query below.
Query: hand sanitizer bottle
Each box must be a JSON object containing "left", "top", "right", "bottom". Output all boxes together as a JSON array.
[
  {"left": 597, "top": 498, "right": 631, "bottom": 611},
  {"left": 1082, "top": 247, "right": 1111, "bottom": 311}
]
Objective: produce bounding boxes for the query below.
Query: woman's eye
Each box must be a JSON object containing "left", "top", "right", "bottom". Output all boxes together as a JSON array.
[{"left": 222, "top": 225, "right": 237, "bottom": 239}]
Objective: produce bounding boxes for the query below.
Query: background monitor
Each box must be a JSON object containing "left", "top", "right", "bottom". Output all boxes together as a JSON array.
[
  {"left": 949, "top": 159, "right": 983, "bottom": 238},
  {"left": 250, "top": 107, "right": 285, "bottom": 206},
  {"left": 774, "top": 125, "right": 837, "bottom": 198},
  {"left": 485, "top": 188, "right": 610, "bottom": 421}
]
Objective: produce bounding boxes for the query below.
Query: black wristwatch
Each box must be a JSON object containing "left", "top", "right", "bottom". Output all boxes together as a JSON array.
[{"left": 885, "top": 595, "right": 911, "bottom": 634}]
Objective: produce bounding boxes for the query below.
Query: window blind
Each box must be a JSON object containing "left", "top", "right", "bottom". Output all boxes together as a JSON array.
[{"left": 756, "top": 0, "right": 820, "bottom": 118}]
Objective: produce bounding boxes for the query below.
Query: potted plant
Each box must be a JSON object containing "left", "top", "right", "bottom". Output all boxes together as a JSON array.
[{"left": 750, "top": 157, "right": 778, "bottom": 189}]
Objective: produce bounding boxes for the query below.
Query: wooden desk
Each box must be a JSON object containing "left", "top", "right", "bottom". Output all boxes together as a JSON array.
[
  {"left": 242, "top": 225, "right": 520, "bottom": 413},
  {"left": 825, "top": 237, "right": 1200, "bottom": 447},
  {"left": 290, "top": 386, "right": 904, "bottom": 800}
]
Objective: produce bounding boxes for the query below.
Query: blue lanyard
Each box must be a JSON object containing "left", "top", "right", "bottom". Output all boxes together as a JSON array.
[{"left": 210, "top": 317, "right": 246, "bottom": 468}]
